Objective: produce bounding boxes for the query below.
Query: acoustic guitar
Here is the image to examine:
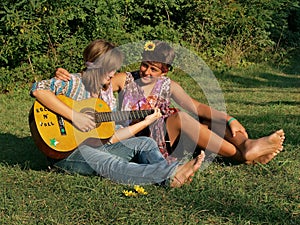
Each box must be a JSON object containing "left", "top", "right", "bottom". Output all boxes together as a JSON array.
[{"left": 29, "top": 95, "right": 153, "bottom": 160}]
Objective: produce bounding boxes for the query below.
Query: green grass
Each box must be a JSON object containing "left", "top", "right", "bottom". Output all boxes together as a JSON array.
[{"left": 0, "top": 63, "right": 299, "bottom": 224}]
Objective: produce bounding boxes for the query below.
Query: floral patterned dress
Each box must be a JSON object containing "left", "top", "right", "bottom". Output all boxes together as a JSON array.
[
  {"left": 100, "top": 82, "right": 117, "bottom": 112},
  {"left": 120, "top": 71, "right": 178, "bottom": 158}
]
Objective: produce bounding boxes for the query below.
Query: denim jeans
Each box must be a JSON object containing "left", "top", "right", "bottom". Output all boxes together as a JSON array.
[{"left": 54, "top": 137, "right": 179, "bottom": 186}]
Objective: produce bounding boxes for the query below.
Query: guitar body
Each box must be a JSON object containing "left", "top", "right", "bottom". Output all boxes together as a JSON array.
[{"left": 29, "top": 95, "right": 115, "bottom": 159}]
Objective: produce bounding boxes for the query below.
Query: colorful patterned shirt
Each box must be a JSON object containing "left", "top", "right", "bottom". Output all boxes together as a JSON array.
[
  {"left": 30, "top": 73, "right": 117, "bottom": 111},
  {"left": 119, "top": 71, "right": 178, "bottom": 158},
  {"left": 31, "top": 73, "right": 90, "bottom": 100}
]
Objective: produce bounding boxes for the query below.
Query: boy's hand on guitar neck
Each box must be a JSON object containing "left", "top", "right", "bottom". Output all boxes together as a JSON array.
[
  {"left": 143, "top": 108, "right": 162, "bottom": 125},
  {"left": 72, "top": 111, "right": 96, "bottom": 132}
]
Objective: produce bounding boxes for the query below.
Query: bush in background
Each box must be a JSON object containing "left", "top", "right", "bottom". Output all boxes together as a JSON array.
[{"left": 0, "top": 0, "right": 299, "bottom": 92}]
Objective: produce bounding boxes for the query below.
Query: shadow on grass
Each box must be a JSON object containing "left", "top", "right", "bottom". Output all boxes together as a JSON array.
[
  {"left": 0, "top": 133, "right": 48, "bottom": 170},
  {"left": 241, "top": 100, "right": 300, "bottom": 106},
  {"left": 215, "top": 69, "right": 300, "bottom": 88}
]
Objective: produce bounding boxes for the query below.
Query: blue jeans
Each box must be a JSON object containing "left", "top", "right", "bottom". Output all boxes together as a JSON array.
[{"left": 54, "top": 137, "right": 179, "bottom": 186}]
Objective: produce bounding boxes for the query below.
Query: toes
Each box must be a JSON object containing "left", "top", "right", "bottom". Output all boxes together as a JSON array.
[
  {"left": 187, "top": 174, "right": 194, "bottom": 184},
  {"left": 197, "top": 151, "right": 205, "bottom": 162},
  {"left": 171, "top": 176, "right": 184, "bottom": 188},
  {"left": 276, "top": 129, "right": 285, "bottom": 138}
]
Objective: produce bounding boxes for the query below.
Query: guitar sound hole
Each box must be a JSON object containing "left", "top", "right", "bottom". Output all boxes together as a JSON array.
[{"left": 80, "top": 108, "right": 100, "bottom": 128}]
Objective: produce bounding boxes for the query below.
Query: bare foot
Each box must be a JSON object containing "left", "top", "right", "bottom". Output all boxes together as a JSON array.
[
  {"left": 243, "top": 129, "right": 285, "bottom": 163},
  {"left": 250, "top": 130, "right": 285, "bottom": 164},
  {"left": 170, "top": 151, "right": 205, "bottom": 188},
  {"left": 246, "top": 149, "right": 282, "bottom": 165}
]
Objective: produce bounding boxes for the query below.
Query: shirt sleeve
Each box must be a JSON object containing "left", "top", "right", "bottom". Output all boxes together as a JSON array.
[{"left": 30, "top": 78, "right": 70, "bottom": 97}]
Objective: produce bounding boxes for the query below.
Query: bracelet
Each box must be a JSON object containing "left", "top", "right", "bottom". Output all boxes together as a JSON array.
[{"left": 227, "top": 117, "right": 236, "bottom": 126}]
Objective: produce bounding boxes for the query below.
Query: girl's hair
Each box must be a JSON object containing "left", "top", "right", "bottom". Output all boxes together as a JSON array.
[
  {"left": 141, "top": 40, "right": 175, "bottom": 72},
  {"left": 82, "top": 39, "right": 123, "bottom": 94}
]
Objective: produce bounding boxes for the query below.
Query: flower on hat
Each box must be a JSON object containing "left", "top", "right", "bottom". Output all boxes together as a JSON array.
[{"left": 144, "top": 41, "right": 155, "bottom": 51}]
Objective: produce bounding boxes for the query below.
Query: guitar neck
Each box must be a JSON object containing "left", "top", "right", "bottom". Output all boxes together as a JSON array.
[{"left": 95, "top": 110, "right": 154, "bottom": 123}]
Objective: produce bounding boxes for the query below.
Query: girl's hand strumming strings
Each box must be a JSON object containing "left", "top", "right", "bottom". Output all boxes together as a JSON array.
[{"left": 72, "top": 111, "right": 96, "bottom": 132}]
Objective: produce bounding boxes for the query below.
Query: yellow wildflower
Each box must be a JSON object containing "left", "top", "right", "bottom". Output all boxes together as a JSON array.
[
  {"left": 122, "top": 185, "right": 148, "bottom": 197},
  {"left": 134, "top": 185, "right": 148, "bottom": 195},
  {"left": 123, "top": 190, "right": 137, "bottom": 197}
]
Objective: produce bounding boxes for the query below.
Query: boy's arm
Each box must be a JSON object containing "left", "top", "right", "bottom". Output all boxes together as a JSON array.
[{"left": 55, "top": 68, "right": 71, "bottom": 81}]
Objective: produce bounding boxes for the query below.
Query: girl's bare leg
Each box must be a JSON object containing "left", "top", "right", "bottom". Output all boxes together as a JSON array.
[
  {"left": 201, "top": 118, "right": 285, "bottom": 163},
  {"left": 170, "top": 151, "right": 205, "bottom": 188},
  {"left": 166, "top": 112, "right": 285, "bottom": 164},
  {"left": 166, "top": 112, "right": 240, "bottom": 158}
]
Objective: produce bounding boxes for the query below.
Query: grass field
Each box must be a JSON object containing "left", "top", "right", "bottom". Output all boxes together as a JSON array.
[{"left": 0, "top": 63, "right": 299, "bottom": 224}]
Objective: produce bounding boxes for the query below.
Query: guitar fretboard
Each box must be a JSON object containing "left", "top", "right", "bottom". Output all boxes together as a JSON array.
[{"left": 95, "top": 110, "right": 154, "bottom": 123}]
